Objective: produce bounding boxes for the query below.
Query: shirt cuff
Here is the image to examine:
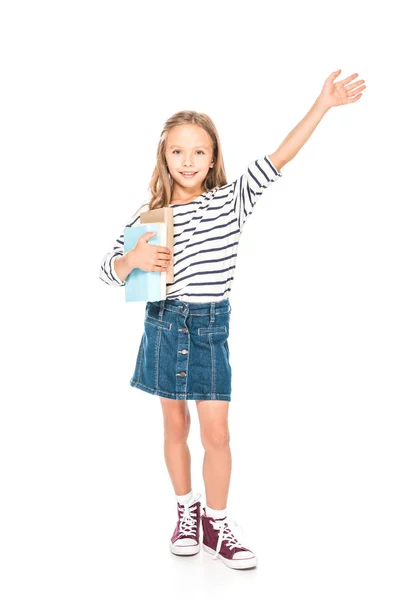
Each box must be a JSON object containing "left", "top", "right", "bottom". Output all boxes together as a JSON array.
[
  {"left": 265, "top": 154, "right": 283, "bottom": 179},
  {"left": 110, "top": 254, "right": 125, "bottom": 286}
]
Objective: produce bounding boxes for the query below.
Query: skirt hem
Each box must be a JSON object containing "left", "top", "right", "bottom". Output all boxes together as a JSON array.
[{"left": 130, "top": 379, "right": 231, "bottom": 402}]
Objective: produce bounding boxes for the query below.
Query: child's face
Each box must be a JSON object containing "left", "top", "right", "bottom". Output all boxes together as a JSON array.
[{"left": 165, "top": 124, "right": 214, "bottom": 192}]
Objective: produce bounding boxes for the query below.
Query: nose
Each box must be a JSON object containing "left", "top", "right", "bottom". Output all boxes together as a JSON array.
[{"left": 182, "top": 154, "right": 194, "bottom": 167}]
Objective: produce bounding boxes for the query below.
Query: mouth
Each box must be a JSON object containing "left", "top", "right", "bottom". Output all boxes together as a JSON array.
[{"left": 179, "top": 171, "right": 198, "bottom": 178}]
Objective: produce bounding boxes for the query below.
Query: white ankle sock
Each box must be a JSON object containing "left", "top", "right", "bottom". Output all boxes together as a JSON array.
[
  {"left": 206, "top": 505, "right": 227, "bottom": 519},
  {"left": 176, "top": 490, "right": 194, "bottom": 505}
]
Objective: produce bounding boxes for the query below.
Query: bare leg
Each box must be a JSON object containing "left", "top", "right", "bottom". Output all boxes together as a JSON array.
[
  {"left": 195, "top": 400, "right": 231, "bottom": 510},
  {"left": 160, "top": 397, "right": 192, "bottom": 495}
]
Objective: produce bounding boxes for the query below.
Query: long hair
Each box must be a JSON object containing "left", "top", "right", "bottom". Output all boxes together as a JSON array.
[{"left": 147, "top": 111, "right": 228, "bottom": 210}]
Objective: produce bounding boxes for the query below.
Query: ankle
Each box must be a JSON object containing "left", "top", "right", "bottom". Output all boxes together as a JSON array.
[
  {"left": 205, "top": 505, "right": 227, "bottom": 519},
  {"left": 176, "top": 490, "right": 194, "bottom": 505}
]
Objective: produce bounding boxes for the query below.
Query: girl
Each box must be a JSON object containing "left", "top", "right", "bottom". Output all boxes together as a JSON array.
[{"left": 99, "top": 70, "right": 366, "bottom": 570}]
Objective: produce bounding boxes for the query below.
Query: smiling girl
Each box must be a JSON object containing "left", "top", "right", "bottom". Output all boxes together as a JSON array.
[{"left": 99, "top": 69, "right": 366, "bottom": 569}]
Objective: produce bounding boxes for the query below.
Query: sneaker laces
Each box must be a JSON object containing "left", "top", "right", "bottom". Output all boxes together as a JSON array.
[
  {"left": 211, "top": 518, "right": 247, "bottom": 560},
  {"left": 177, "top": 492, "right": 201, "bottom": 539}
]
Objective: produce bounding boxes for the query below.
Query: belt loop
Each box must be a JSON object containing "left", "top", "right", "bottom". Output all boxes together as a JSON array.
[
  {"left": 158, "top": 300, "right": 165, "bottom": 319},
  {"left": 210, "top": 302, "right": 215, "bottom": 323}
]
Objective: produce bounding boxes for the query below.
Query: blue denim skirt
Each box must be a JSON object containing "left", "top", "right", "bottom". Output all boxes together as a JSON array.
[{"left": 130, "top": 298, "right": 232, "bottom": 401}]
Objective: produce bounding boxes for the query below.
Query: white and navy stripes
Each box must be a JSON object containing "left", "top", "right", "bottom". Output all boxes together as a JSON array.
[{"left": 99, "top": 154, "right": 282, "bottom": 302}]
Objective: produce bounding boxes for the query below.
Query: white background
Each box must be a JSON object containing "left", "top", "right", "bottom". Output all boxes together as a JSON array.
[{"left": 1, "top": 1, "right": 399, "bottom": 598}]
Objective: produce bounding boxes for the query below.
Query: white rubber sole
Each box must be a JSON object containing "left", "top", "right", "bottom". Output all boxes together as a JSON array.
[
  {"left": 203, "top": 543, "right": 258, "bottom": 569},
  {"left": 169, "top": 541, "right": 200, "bottom": 556}
]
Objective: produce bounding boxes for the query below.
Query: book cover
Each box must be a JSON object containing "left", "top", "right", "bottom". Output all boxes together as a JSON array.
[
  {"left": 140, "top": 207, "right": 174, "bottom": 284},
  {"left": 123, "top": 223, "right": 167, "bottom": 302}
]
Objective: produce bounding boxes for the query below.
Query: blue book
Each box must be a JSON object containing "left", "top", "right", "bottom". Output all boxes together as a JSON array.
[{"left": 123, "top": 223, "right": 167, "bottom": 302}]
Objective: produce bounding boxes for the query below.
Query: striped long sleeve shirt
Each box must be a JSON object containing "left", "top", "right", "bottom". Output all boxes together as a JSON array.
[{"left": 99, "top": 154, "right": 282, "bottom": 302}]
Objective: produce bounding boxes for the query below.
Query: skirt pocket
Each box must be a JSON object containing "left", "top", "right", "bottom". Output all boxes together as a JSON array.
[
  {"left": 144, "top": 314, "right": 172, "bottom": 331},
  {"left": 198, "top": 325, "right": 227, "bottom": 336}
]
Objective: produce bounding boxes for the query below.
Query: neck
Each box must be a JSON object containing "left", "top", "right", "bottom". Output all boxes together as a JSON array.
[{"left": 171, "top": 187, "right": 204, "bottom": 204}]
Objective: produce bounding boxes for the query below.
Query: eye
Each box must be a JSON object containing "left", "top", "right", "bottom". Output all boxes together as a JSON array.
[{"left": 171, "top": 150, "right": 205, "bottom": 155}]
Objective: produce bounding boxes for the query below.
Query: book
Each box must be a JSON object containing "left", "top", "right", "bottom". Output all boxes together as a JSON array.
[
  {"left": 123, "top": 223, "right": 167, "bottom": 302},
  {"left": 140, "top": 206, "right": 174, "bottom": 284}
]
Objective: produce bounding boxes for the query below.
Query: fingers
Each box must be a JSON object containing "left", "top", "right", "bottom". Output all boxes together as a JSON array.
[
  {"left": 349, "top": 85, "right": 366, "bottom": 97},
  {"left": 151, "top": 259, "right": 173, "bottom": 271},
  {"left": 340, "top": 72, "right": 359, "bottom": 85},
  {"left": 152, "top": 249, "right": 173, "bottom": 272},
  {"left": 346, "top": 79, "right": 366, "bottom": 92},
  {"left": 155, "top": 247, "right": 172, "bottom": 260},
  {"left": 143, "top": 231, "right": 157, "bottom": 239},
  {"left": 347, "top": 93, "right": 363, "bottom": 104},
  {"left": 329, "top": 70, "right": 360, "bottom": 87},
  {"left": 144, "top": 243, "right": 172, "bottom": 271},
  {"left": 154, "top": 255, "right": 172, "bottom": 265}
]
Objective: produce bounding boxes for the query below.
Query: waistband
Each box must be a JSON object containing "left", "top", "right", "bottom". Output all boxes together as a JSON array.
[{"left": 147, "top": 297, "right": 231, "bottom": 318}]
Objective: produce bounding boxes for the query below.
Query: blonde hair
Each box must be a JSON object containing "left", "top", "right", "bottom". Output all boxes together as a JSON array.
[{"left": 147, "top": 110, "right": 228, "bottom": 210}]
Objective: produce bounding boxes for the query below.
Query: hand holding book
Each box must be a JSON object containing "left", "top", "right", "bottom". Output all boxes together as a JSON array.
[
  {"left": 127, "top": 231, "right": 172, "bottom": 273},
  {"left": 121, "top": 206, "right": 174, "bottom": 302},
  {"left": 123, "top": 222, "right": 172, "bottom": 302}
]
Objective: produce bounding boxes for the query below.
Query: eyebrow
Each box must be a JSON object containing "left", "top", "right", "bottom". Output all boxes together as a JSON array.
[{"left": 169, "top": 145, "right": 209, "bottom": 149}]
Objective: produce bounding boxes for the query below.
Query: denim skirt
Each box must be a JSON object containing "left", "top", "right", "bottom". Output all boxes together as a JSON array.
[{"left": 130, "top": 298, "right": 232, "bottom": 401}]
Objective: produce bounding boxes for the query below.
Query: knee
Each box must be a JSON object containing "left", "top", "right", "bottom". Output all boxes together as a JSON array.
[
  {"left": 163, "top": 410, "right": 191, "bottom": 444},
  {"left": 201, "top": 426, "right": 230, "bottom": 451}
]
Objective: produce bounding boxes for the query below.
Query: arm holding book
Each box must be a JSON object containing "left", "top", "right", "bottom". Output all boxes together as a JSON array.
[
  {"left": 99, "top": 201, "right": 172, "bottom": 287},
  {"left": 113, "top": 253, "right": 137, "bottom": 284},
  {"left": 114, "top": 232, "right": 172, "bottom": 283}
]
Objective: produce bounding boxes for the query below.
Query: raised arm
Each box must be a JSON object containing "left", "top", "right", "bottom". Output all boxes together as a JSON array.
[
  {"left": 231, "top": 154, "right": 283, "bottom": 233},
  {"left": 269, "top": 70, "right": 366, "bottom": 171}
]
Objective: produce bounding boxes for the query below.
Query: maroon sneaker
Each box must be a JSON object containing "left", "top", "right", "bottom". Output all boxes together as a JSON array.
[
  {"left": 169, "top": 492, "right": 201, "bottom": 556},
  {"left": 201, "top": 508, "right": 257, "bottom": 569}
]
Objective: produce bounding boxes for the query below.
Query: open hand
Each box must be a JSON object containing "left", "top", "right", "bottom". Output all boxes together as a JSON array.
[{"left": 318, "top": 69, "right": 366, "bottom": 109}]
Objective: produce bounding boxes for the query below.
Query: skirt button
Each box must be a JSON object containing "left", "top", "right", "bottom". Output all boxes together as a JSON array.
[
  {"left": 176, "top": 371, "right": 187, "bottom": 377},
  {"left": 179, "top": 349, "right": 188, "bottom": 354}
]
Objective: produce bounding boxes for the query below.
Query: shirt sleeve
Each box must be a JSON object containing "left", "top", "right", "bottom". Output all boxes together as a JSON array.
[
  {"left": 99, "top": 202, "right": 149, "bottom": 287},
  {"left": 232, "top": 154, "right": 282, "bottom": 233}
]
